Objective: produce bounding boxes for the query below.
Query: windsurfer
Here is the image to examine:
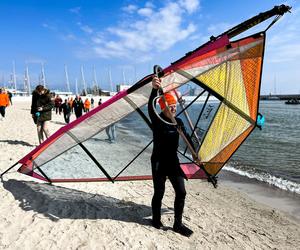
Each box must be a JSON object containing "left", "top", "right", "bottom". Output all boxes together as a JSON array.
[{"left": 148, "top": 76, "right": 194, "bottom": 237}]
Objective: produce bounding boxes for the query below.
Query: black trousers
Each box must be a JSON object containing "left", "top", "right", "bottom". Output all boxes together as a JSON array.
[
  {"left": 151, "top": 161, "right": 186, "bottom": 224},
  {"left": 63, "top": 113, "right": 70, "bottom": 123},
  {"left": 0, "top": 106, "right": 6, "bottom": 117}
]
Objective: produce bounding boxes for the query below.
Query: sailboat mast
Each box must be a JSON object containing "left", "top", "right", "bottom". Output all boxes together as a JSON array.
[
  {"left": 64, "top": 64, "right": 71, "bottom": 93},
  {"left": 93, "top": 66, "right": 98, "bottom": 86},
  {"left": 24, "top": 65, "right": 31, "bottom": 94},
  {"left": 75, "top": 78, "right": 78, "bottom": 95},
  {"left": 122, "top": 68, "right": 126, "bottom": 84},
  {"left": 108, "top": 67, "right": 113, "bottom": 93},
  {"left": 41, "top": 63, "right": 46, "bottom": 87},
  {"left": 81, "top": 66, "right": 87, "bottom": 95},
  {"left": 12, "top": 61, "right": 17, "bottom": 90},
  {"left": 93, "top": 65, "right": 98, "bottom": 95}
]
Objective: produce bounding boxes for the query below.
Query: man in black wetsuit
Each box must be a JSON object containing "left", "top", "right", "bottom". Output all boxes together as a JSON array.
[{"left": 148, "top": 76, "right": 193, "bottom": 237}]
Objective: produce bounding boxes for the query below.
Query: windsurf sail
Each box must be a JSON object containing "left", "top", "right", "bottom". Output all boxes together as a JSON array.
[{"left": 1, "top": 5, "right": 291, "bottom": 186}]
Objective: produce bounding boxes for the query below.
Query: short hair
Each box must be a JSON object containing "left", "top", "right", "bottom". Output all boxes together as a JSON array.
[{"left": 35, "top": 85, "right": 44, "bottom": 92}]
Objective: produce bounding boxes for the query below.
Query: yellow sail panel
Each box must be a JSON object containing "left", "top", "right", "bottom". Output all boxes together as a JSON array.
[
  {"left": 199, "top": 103, "right": 251, "bottom": 164},
  {"left": 196, "top": 60, "right": 250, "bottom": 117}
]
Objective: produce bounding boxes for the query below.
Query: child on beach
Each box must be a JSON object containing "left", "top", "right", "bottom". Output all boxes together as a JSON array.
[
  {"left": 31, "top": 85, "right": 53, "bottom": 144},
  {"left": 148, "top": 76, "right": 194, "bottom": 237}
]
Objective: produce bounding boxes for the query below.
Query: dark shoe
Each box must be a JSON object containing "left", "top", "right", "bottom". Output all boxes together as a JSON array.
[
  {"left": 151, "top": 220, "right": 163, "bottom": 229},
  {"left": 173, "top": 223, "right": 193, "bottom": 237}
]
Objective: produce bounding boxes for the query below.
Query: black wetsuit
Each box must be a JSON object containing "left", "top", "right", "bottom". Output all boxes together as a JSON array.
[{"left": 148, "top": 88, "right": 191, "bottom": 225}]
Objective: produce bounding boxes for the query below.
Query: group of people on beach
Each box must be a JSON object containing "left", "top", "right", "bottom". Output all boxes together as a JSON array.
[
  {"left": 30, "top": 85, "right": 113, "bottom": 144},
  {"left": 54, "top": 95, "right": 96, "bottom": 123}
]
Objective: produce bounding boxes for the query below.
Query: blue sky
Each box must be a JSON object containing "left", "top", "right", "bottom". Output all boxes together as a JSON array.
[{"left": 0, "top": 0, "right": 299, "bottom": 94}]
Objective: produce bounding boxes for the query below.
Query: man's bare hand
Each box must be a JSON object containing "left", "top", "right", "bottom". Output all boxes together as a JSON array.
[{"left": 152, "top": 76, "right": 161, "bottom": 89}]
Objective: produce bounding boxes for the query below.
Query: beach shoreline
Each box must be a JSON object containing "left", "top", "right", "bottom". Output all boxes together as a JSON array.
[
  {"left": 219, "top": 170, "right": 300, "bottom": 222},
  {"left": 0, "top": 100, "right": 299, "bottom": 249}
]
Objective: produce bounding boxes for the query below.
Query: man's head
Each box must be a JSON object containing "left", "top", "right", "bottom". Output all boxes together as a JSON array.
[
  {"left": 158, "top": 92, "right": 177, "bottom": 118},
  {"left": 35, "top": 85, "right": 45, "bottom": 95}
]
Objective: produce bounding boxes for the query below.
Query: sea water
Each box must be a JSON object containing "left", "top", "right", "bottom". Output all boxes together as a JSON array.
[{"left": 227, "top": 101, "right": 300, "bottom": 194}]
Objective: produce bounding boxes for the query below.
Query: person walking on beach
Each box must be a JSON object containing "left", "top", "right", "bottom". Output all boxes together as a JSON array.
[
  {"left": 68, "top": 97, "right": 74, "bottom": 113},
  {"left": 84, "top": 98, "right": 91, "bottom": 113},
  {"left": 31, "top": 85, "right": 53, "bottom": 144},
  {"left": 147, "top": 76, "right": 194, "bottom": 237},
  {"left": 54, "top": 95, "right": 63, "bottom": 115},
  {"left": 72, "top": 95, "right": 84, "bottom": 119},
  {"left": 0, "top": 88, "right": 10, "bottom": 120},
  {"left": 91, "top": 97, "right": 94, "bottom": 108},
  {"left": 61, "top": 99, "right": 71, "bottom": 124},
  {"left": 7, "top": 91, "right": 13, "bottom": 105},
  {"left": 105, "top": 123, "right": 116, "bottom": 143}
]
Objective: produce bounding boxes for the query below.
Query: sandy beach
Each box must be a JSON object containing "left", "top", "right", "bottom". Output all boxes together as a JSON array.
[{"left": 1, "top": 99, "right": 300, "bottom": 249}]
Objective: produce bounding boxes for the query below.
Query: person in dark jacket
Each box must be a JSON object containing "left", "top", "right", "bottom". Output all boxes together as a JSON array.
[
  {"left": 148, "top": 76, "right": 194, "bottom": 237},
  {"left": 31, "top": 85, "right": 53, "bottom": 144},
  {"left": 54, "top": 95, "right": 63, "bottom": 114},
  {"left": 61, "top": 99, "right": 71, "bottom": 123},
  {"left": 72, "top": 95, "right": 84, "bottom": 119}
]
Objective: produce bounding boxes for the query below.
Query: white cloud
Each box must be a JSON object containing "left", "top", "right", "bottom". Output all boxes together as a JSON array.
[
  {"left": 69, "top": 7, "right": 81, "bottom": 15},
  {"left": 122, "top": 4, "right": 138, "bottom": 13},
  {"left": 42, "top": 23, "right": 57, "bottom": 31},
  {"left": 137, "top": 7, "right": 153, "bottom": 17},
  {"left": 179, "top": 0, "right": 200, "bottom": 14},
  {"left": 77, "top": 22, "right": 93, "bottom": 34},
  {"left": 91, "top": 0, "right": 200, "bottom": 61},
  {"left": 60, "top": 34, "right": 76, "bottom": 41}
]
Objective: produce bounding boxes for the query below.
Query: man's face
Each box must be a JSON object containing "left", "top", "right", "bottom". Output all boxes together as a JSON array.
[
  {"left": 38, "top": 89, "right": 45, "bottom": 95},
  {"left": 163, "top": 104, "right": 177, "bottom": 118}
]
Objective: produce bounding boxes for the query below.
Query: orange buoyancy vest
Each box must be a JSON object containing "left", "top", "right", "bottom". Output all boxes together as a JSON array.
[
  {"left": 0, "top": 93, "right": 9, "bottom": 107},
  {"left": 84, "top": 100, "right": 91, "bottom": 109}
]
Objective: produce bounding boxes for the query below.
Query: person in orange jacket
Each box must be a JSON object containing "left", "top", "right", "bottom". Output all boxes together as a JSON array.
[
  {"left": 68, "top": 97, "right": 74, "bottom": 113},
  {"left": 0, "top": 88, "right": 10, "bottom": 120},
  {"left": 84, "top": 98, "right": 91, "bottom": 113}
]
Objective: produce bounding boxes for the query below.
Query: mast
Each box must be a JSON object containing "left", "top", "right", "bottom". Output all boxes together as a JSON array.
[
  {"left": 93, "top": 65, "right": 98, "bottom": 86},
  {"left": 80, "top": 65, "right": 87, "bottom": 95},
  {"left": 122, "top": 68, "right": 126, "bottom": 84},
  {"left": 41, "top": 63, "right": 46, "bottom": 87},
  {"left": 108, "top": 67, "right": 113, "bottom": 92},
  {"left": 64, "top": 64, "right": 71, "bottom": 93},
  {"left": 12, "top": 61, "right": 17, "bottom": 90},
  {"left": 75, "top": 78, "right": 78, "bottom": 95},
  {"left": 24, "top": 65, "right": 31, "bottom": 94},
  {"left": 93, "top": 65, "right": 98, "bottom": 95},
  {"left": 220, "top": 4, "right": 291, "bottom": 39}
]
